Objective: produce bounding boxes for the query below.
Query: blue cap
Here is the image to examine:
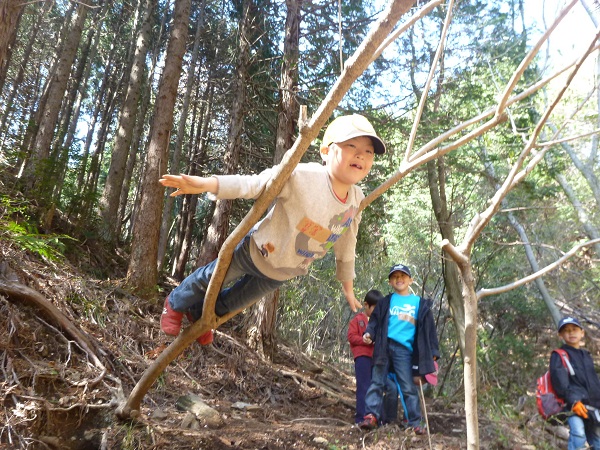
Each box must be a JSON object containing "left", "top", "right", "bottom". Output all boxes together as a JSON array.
[
  {"left": 557, "top": 316, "right": 582, "bottom": 332},
  {"left": 388, "top": 264, "right": 411, "bottom": 278}
]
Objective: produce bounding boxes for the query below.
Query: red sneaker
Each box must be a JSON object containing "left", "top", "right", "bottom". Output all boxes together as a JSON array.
[
  {"left": 413, "top": 424, "right": 427, "bottom": 435},
  {"left": 185, "top": 312, "right": 214, "bottom": 346},
  {"left": 160, "top": 297, "right": 183, "bottom": 336},
  {"left": 358, "top": 414, "right": 378, "bottom": 430},
  {"left": 197, "top": 330, "right": 214, "bottom": 345}
]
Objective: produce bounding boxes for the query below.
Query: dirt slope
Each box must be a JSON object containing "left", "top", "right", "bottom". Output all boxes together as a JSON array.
[{"left": 0, "top": 239, "right": 561, "bottom": 449}]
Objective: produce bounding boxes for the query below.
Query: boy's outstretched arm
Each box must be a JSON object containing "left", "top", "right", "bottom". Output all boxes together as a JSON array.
[
  {"left": 341, "top": 280, "right": 362, "bottom": 312},
  {"left": 159, "top": 174, "right": 218, "bottom": 197}
]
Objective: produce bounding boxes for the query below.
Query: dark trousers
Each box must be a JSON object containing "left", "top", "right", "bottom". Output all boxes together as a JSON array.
[
  {"left": 354, "top": 356, "right": 399, "bottom": 424},
  {"left": 354, "top": 356, "right": 372, "bottom": 423}
]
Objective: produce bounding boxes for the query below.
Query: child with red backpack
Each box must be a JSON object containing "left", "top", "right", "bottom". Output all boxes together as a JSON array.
[{"left": 550, "top": 317, "right": 600, "bottom": 450}]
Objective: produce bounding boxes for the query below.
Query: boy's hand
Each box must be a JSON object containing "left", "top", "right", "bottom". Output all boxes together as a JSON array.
[
  {"left": 572, "top": 401, "right": 588, "bottom": 419},
  {"left": 363, "top": 333, "right": 372, "bottom": 344},
  {"left": 159, "top": 174, "right": 217, "bottom": 196}
]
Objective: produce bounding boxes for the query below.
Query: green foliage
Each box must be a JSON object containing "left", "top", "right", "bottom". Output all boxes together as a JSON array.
[
  {"left": 0, "top": 196, "right": 74, "bottom": 260},
  {"left": 67, "top": 292, "right": 106, "bottom": 327}
]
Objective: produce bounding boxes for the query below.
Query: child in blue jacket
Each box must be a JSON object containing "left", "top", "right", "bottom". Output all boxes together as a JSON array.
[{"left": 358, "top": 264, "right": 439, "bottom": 434}]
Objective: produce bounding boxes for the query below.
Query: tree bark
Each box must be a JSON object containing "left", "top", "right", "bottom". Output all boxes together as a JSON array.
[
  {"left": 0, "top": 2, "right": 51, "bottom": 156},
  {"left": 24, "top": 2, "right": 89, "bottom": 200},
  {"left": 127, "top": 0, "right": 191, "bottom": 293},
  {"left": 157, "top": 0, "right": 205, "bottom": 269},
  {"left": 194, "top": 0, "right": 252, "bottom": 269},
  {"left": 241, "top": 0, "right": 302, "bottom": 357},
  {"left": 427, "top": 158, "right": 466, "bottom": 355},
  {"left": 0, "top": 0, "right": 24, "bottom": 85},
  {"left": 99, "top": 0, "right": 155, "bottom": 244}
]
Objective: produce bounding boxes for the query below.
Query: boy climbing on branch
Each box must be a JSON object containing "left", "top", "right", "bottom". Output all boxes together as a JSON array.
[{"left": 158, "top": 114, "right": 386, "bottom": 344}]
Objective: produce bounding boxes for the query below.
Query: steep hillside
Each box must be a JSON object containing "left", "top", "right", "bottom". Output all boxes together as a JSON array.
[{"left": 0, "top": 235, "right": 572, "bottom": 449}]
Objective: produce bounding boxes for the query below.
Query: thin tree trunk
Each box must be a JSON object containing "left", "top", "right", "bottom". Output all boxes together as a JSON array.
[
  {"left": 25, "top": 2, "right": 90, "bottom": 199},
  {"left": 547, "top": 122, "right": 600, "bottom": 208},
  {"left": 0, "top": 0, "right": 24, "bottom": 84},
  {"left": 242, "top": 0, "right": 302, "bottom": 358},
  {"left": 50, "top": 23, "right": 99, "bottom": 203},
  {"left": 0, "top": 2, "right": 51, "bottom": 155},
  {"left": 172, "top": 78, "right": 214, "bottom": 279},
  {"left": 194, "top": 0, "right": 252, "bottom": 269},
  {"left": 555, "top": 172, "right": 600, "bottom": 255},
  {"left": 158, "top": 0, "right": 205, "bottom": 269},
  {"left": 53, "top": 22, "right": 102, "bottom": 203},
  {"left": 120, "top": 0, "right": 171, "bottom": 244},
  {"left": 427, "top": 158, "right": 466, "bottom": 355},
  {"left": 99, "top": 0, "right": 155, "bottom": 244},
  {"left": 127, "top": 0, "right": 192, "bottom": 293},
  {"left": 480, "top": 145, "right": 562, "bottom": 323}
]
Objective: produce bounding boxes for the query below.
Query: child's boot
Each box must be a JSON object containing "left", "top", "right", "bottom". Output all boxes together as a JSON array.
[
  {"left": 185, "top": 312, "right": 214, "bottom": 345},
  {"left": 160, "top": 296, "right": 183, "bottom": 335}
]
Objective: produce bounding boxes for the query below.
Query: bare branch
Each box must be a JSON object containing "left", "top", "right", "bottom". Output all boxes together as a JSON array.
[
  {"left": 477, "top": 239, "right": 600, "bottom": 299},
  {"left": 370, "top": 0, "right": 443, "bottom": 65},
  {"left": 463, "top": 26, "right": 600, "bottom": 252},
  {"left": 406, "top": 0, "right": 455, "bottom": 161},
  {"left": 537, "top": 128, "right": 600, "bottom": 147},
  {"left": 495, "top": 0, "right": 578, "bottom": 116}
]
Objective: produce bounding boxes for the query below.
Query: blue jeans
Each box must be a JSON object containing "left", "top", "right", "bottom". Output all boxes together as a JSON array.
[
  {"left": 169, "top": 235, "right": 284, "bottom": 320},
  {"left": 364, "top": 340, "right": 421, "bottom": 427},
  {"left": 568, "top": 414, "right": 600, "bottom": 450}
]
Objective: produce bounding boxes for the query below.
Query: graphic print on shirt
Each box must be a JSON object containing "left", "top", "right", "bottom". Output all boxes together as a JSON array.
[
  {"left": 294, "top": 206, "right": 358, "bottom": 270},
  {"left": 390, "top": 303, "right": 417, "bottom": 325}
]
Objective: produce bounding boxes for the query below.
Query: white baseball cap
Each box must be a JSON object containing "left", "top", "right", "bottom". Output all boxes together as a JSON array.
[{"left": 322, "top": 114, "right": 386, "bottom": 154}]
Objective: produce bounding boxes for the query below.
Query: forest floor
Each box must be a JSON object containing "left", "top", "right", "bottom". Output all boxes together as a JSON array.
[{"left": 0, "top": 232, "right": 570, "bottom": 450}]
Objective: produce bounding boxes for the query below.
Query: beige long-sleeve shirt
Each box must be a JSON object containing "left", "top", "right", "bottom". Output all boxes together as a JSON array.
[{"left": 212, "top": 162, "right": 363, "bottom": 282}]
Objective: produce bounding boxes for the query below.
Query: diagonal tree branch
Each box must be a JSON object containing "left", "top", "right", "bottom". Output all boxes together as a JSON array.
[
  {"left": 476, "top": 239, "right": 600, "bottom": 299},
  {"left": 118, "top": 0, "right": 419, "bottom": 419}
]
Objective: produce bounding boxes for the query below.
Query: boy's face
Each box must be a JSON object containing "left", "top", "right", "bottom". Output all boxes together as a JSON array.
[
  {"left": 388, "top": 271, "right": 413, "bottom": 295},
  {"left": 559, "top": 323, "right": 585, "bottom": 348},
  {"left": 364, "top": 302, "right": 376, "bottom": 317},
  {"left": 321, "top": 136, "right": 374, "bottom": 187}
]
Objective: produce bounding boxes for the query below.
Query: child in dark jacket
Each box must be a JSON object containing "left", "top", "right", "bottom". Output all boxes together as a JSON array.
[
  {"left": 358, "top": 264, "right": 439, "bottom": 434},
  {"left": 550, "top": 316, "right": 600, "bottom": 450},
  {"left": 347, "top": 290, "right": 398, "bottom": 424}
]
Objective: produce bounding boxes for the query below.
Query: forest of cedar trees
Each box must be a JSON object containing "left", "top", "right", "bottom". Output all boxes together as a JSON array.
[{"left": 0, "top": 0, "right": 599, "bottom": 449}]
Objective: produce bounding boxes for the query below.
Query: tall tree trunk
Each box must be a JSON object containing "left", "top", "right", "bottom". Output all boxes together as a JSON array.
[
  {"left": 427, "top": 157, "right": 466, "bottom": 356},
  {"left": 24, "top": 2, "right": 90, "bottom": 201},
  {"left": 50, "top": 22, "right": 99, "bottom": 203},
  {"left": 127, "top": 0, "right": 191, "bottom": 294},
  {"left": 0, "top": 2, "right": 51, "bottom": 156},
  {"left": 172, "top": 77, "right": 214, "bottom": 280},
  {"left": 194, "top": 0, "right": 252, "bottom": 269},
  {"left": 99, "top": 0, "right": 155, "bottom": 244},
  {"left": 53, "top": 21, "right": 102, "bottom": 203},
  {"left": 158, "top": 0, "right": 205, "bottom": 269},
  {"left": 0, "top": 0, "right": 24, "bottom": 84},
  {"left": 120, "top": 0, "right": 171, "bottom": 244},
  {"left": 241, "top": 0, "right": 301, "bottom": 358}
]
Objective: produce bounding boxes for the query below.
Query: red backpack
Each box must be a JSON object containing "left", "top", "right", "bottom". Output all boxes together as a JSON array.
[{"left": 536, "top": 349, "right": 574, "bottom": 420}]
